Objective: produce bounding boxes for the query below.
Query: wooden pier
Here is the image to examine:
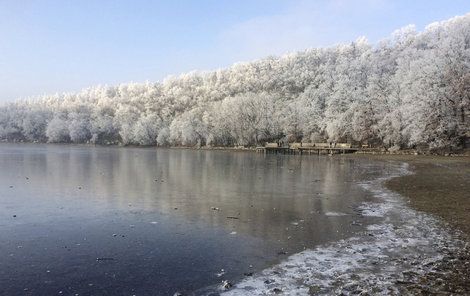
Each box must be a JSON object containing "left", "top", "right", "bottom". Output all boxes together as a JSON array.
[{"left": 256, "top": 142, "right": 359, "bottom": 155}]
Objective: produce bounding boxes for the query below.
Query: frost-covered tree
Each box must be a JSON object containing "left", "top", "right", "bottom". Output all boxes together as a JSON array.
[
  {"left": 46, "top": 117, "right": 69, "bottom": 143},
  {"left": 133, "top": 114, "right": 162, "bottom": 145},
  {"left": 0, "top": 13, "right": 469, "bottom": 152}
]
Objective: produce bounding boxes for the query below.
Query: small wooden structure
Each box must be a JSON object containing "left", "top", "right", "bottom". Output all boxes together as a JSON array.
[
  {"left": 289, "top": 142, "right": 302, "bottom": 149},
  {"left": 257, "top": 142, "right": 359, "bottom": 155},
  {"left": 265, "top": 142, "right": 279, "bottom": 148}
]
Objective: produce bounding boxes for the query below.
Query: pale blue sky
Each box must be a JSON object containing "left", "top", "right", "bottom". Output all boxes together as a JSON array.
[{"left": 1, "top": 0, "right": 470, "bottom": 102}]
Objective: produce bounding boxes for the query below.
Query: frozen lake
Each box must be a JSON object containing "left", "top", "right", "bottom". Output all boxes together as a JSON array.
[{"left": 0, "top": 144, "right": 389, "bottom": 295}]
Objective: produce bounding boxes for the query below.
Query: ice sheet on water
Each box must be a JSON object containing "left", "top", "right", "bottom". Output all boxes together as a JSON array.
[{"left": 221, "top": 163, "right": 462, "bottom": 295}]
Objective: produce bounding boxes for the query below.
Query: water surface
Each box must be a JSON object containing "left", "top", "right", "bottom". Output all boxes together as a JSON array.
[{"left": 0, "top": 144, "right": 384, "bottom": 295}]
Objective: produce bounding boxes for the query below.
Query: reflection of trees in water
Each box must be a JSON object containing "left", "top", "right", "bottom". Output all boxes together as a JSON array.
[{"left": 0, "top": 144, "right": 376, "bottom": 246}]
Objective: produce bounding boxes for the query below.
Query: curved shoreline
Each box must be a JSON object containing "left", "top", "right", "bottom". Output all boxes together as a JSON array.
[
  {"left": 216, "top": 160, "right": 468, "bottom": 295},
  {"left": 384, "top": 156, "right": 470, "bottom": 294}
]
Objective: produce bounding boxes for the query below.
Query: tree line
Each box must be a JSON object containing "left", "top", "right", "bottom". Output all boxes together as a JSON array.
[{"left": 0, "top": 14, "right": 469, "bottom": 151}]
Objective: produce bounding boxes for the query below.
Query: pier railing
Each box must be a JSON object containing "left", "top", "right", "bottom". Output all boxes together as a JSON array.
[{"left": 256, "top": 142, "right": 358, "bottom": 155}]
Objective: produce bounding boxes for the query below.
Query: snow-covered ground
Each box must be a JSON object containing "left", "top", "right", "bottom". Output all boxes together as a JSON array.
[{"left": 220, "top": 163, "right": 462, "bottom": 295}]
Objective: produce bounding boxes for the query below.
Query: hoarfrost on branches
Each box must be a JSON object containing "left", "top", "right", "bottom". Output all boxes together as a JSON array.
[{"left": 1, "top": 14, "right": 469, "bottom": 150}]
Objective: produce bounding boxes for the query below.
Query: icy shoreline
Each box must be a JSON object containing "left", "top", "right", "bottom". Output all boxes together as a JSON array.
[{"left": 218, "top": 162, "right": 463, "bottom": 295}]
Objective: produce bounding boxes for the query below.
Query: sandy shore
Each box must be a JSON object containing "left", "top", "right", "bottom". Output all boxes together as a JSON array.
[
  {"left": 384, "top": 156, "right": 470, "bottom": 237},
  {"left": 337, "top": 154, "right": 469, "bottom": 236},
  {"left": 352, "top": 154, "right": 470, "bottom": 294}
]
